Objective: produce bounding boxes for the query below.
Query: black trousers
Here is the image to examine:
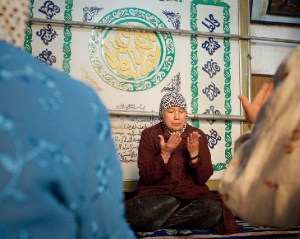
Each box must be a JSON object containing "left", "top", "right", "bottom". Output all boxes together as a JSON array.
[{"left": 125, "top": 194, "right": 222, "bottom": 232}]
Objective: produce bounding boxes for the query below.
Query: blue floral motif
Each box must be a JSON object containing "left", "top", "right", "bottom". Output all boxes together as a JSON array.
[
  {"left": 90, "top": 102, "right": 113, "bottom": 141},
  {"left": 206, "top": 129, "right": 221, "bottom": 149},
  {"left": 91, "top": 221, "right": 99, "bottom": 237},
  {"left": 161, "top": 72, "right": 181, "bottom": 93},
  {"left": 202, "top": 37, "right": 221, "bottom": 55},
  {"left": 16, "top": 231, "right": 29, "bottom": 239},
  {"left": 39, "top": 91, "right": 63, "bottom": 110},
  {"left": 162, "top": 10, "right": 181, "bottom": 29},
  {"left": 202, "top": 82, "right": 221, "bottom": 101},
  {"left": 37, "top": 49, "right": 57, "bottom": 66},
  {"left": 202, "top": 14, "right": 220, "bottom": 32},
  {"left": 0, "top": 65, "right": 37, "bottom": 84},
  {"left": 0, "top": 114, "right": 14, "bottom": 131},
  {"left": 82, "top": 6, "right": 103, "bottom": 22},
  {"left": 92, "top": 159, "right": 112, "bottom": 200},
  {"left": 89, "top": 102, "right": 101, "bottom": 116},
  {"left": 202, "top": 59, "right": 220, "bottom": 78},
  {"left": 38, "top": 1, "right": 60, "bottom": 19},
  {"left": 96, "top": 121, "right": 110, "bottom": 142},
  {"left": 36, "top": 24, "right": 58, "bottom": 45},
  {"left": 0, "top": 65, "right": 64, "bottom": 110},
  {"left": 29, "top": 138, "right": 71, "bottom": 165},
  {"left": 203, "top": 106, "right": 221, "bottom": 125},
  {"left": 0, "top": 114, "right": 71, "bottom": 203}
]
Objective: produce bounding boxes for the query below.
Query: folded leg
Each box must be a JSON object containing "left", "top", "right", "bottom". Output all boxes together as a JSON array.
[
  {"left": 162, "top": 198, "right": 222, "bottom": 229},
  {"left": 125, "top": 194, "right": 180, "bottom": 232}
]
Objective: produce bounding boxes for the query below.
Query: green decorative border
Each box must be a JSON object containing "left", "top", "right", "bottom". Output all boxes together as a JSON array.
[
  {"left": 63, "top": 0, "right": 73, "bottom": 74},
  {"left": 89, "top": 8, "right": 175, "bottom": 92},
  {"left": 24, "top": 0, "right": 34, "bottom": 54},
  {"left": 191, "top": 0, "right": 230, "bottom": 7},
  {"left": 24, "top": 0, "right": 73, "bottom": 74},
  {"left": 189, "top": 0, "right": 232, "bottom": 171},
  {"left": 190, "top": 3, "right": 199, "bottom": 128}
]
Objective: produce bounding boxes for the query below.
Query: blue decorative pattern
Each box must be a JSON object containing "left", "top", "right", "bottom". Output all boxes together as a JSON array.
[
  {"left": 207, "top": 129, "right": 221, "bottom": 149},
  {"left": 39, "top": 91, "right": 64, "bottom": 110},
  {"left": 38, "top": 1, "right": 60, "bottom": 19},
  {"left": 162, "top": 10, "right": 181, "bottom": 29},
  {"left": 92, "top": 160, "right": 112, "bottom": 200},
  {"left": 202, "top": 37, "right": 221, "bottom": 55},
  {"left": 202, "top": 59, "right": 220, "bottom": 78},
  {"left": 36, "top": 49, "right": 57, "bottom": 66},
  {"left": 203, "top": 105, "right": 221, "bottom": 125},
  {"left": 201, "top": 14, "right": 220, "bottom": 32},
  {"left": 161, "top": 72, "right": 181, "bottom": 93},
  {"left": 36, "top": 24, "right": 58, "bottom": 45},
  {"left": 83, "top": 6, "right": 103, "bottom": 22},
  {"left": 202, "top": 82, "right": 221, "bottom": 101}
]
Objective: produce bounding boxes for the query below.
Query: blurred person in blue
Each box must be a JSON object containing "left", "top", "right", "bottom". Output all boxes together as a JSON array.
[{"left": 0, "top": 0, "right": 136, "bottom": 238}]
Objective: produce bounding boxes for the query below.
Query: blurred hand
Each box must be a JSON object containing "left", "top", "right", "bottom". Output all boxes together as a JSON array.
[{"left": 239, "top": 83, "right": 274, "bottom": 125}]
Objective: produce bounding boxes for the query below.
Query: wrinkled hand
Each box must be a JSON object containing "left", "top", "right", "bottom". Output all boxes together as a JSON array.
[
  {"left": 187, "top": 131, "right": 200, "bottom": 158},
  {"left": 158, "top": 131, "right": 182, "bottom": 163},
  {"left": 239, "top": 83, "right": 274, "bottom": 125}
]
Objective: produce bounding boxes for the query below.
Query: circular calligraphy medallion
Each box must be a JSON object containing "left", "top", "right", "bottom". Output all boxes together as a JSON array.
[{"left": 89, "top": 8, "right": 175, "bottom": 92}]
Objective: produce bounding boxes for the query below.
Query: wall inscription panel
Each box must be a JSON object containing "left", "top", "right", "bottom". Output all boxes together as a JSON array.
[{"left": 27, "top": 0, "right": 242, "bottom": 181}]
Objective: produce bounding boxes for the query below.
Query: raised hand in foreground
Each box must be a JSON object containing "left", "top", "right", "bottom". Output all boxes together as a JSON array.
[{"left": 238, "top": 83, "right": 274, "bottom": 125}]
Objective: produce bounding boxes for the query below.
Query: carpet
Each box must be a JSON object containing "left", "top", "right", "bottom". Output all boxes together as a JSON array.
[{"left": 136, "top": 218, "right": 300, "bottom": 238}]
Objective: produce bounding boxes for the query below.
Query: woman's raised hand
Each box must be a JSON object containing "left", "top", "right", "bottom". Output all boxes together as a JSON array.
[
  {"left": 159, "top": 131, "right": 182, "bottom": 163},
  {"left": 187, "top": 131, "right": 200, "bottom": 159},
  {"left": 238, "top": 83, "right": 274, "bottom": 125}
]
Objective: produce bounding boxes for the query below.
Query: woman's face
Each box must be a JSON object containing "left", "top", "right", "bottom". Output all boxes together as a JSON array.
[{"left": 163, "top": 106, "right": 187, "bottom": 132}]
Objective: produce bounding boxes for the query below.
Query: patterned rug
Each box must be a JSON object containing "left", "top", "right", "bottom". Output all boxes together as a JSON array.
[{"left": 136, "top": 218, "right": 300, "bottom": 238}]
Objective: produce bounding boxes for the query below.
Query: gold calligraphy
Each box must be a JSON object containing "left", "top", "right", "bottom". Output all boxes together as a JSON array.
[{"left": 104, "top": 22, "right": 161, "bottom": 79}]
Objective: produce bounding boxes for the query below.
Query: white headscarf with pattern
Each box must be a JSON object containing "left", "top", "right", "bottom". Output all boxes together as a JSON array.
[{"left": 159, "top": 92, "right": 188, "bottom": 134}]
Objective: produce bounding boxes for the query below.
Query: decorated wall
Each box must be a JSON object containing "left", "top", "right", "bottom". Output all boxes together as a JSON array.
[{"left": 25, "top": 0, "right": 243, "bottom": 181}]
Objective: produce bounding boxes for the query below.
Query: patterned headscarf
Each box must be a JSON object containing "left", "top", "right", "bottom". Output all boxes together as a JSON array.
[
  {"left": 159, "top": 92, "right": 187, "bottom": 133},
  {"left": 0, "top": 0, "right": 30, "bottom": 48}
]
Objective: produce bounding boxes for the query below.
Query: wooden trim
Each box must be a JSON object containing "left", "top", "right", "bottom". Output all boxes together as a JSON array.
[
  {"left": 239, "top": 0, "right": 251, "bottom": 134},
  {"left": 250, "top": 74, "right": 274, "bottom": 101}
]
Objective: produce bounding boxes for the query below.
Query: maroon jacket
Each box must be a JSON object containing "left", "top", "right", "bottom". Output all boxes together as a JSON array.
[
  {"left": 126, "top": 122, "right": 243, "bottom": 234},
  {"left": 131, "top": 122, "right": 213, "bottom": 199}
]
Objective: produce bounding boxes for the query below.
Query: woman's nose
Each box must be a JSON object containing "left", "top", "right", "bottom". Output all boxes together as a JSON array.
[{"left": 174, "top": 111, "right": 179, "bottom": 119}]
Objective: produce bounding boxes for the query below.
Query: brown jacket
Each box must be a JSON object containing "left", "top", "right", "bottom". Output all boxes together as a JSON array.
[
  {"left": 126, "top": 122, "right": 242, "bottom": 234},
  {"left": 133, "top": 123, "right": 213, "bottom": 199}
]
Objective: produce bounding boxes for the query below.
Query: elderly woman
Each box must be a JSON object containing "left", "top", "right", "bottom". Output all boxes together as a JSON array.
[{"left": 125, "top": 92, "right": 242, "bottom": 234}]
